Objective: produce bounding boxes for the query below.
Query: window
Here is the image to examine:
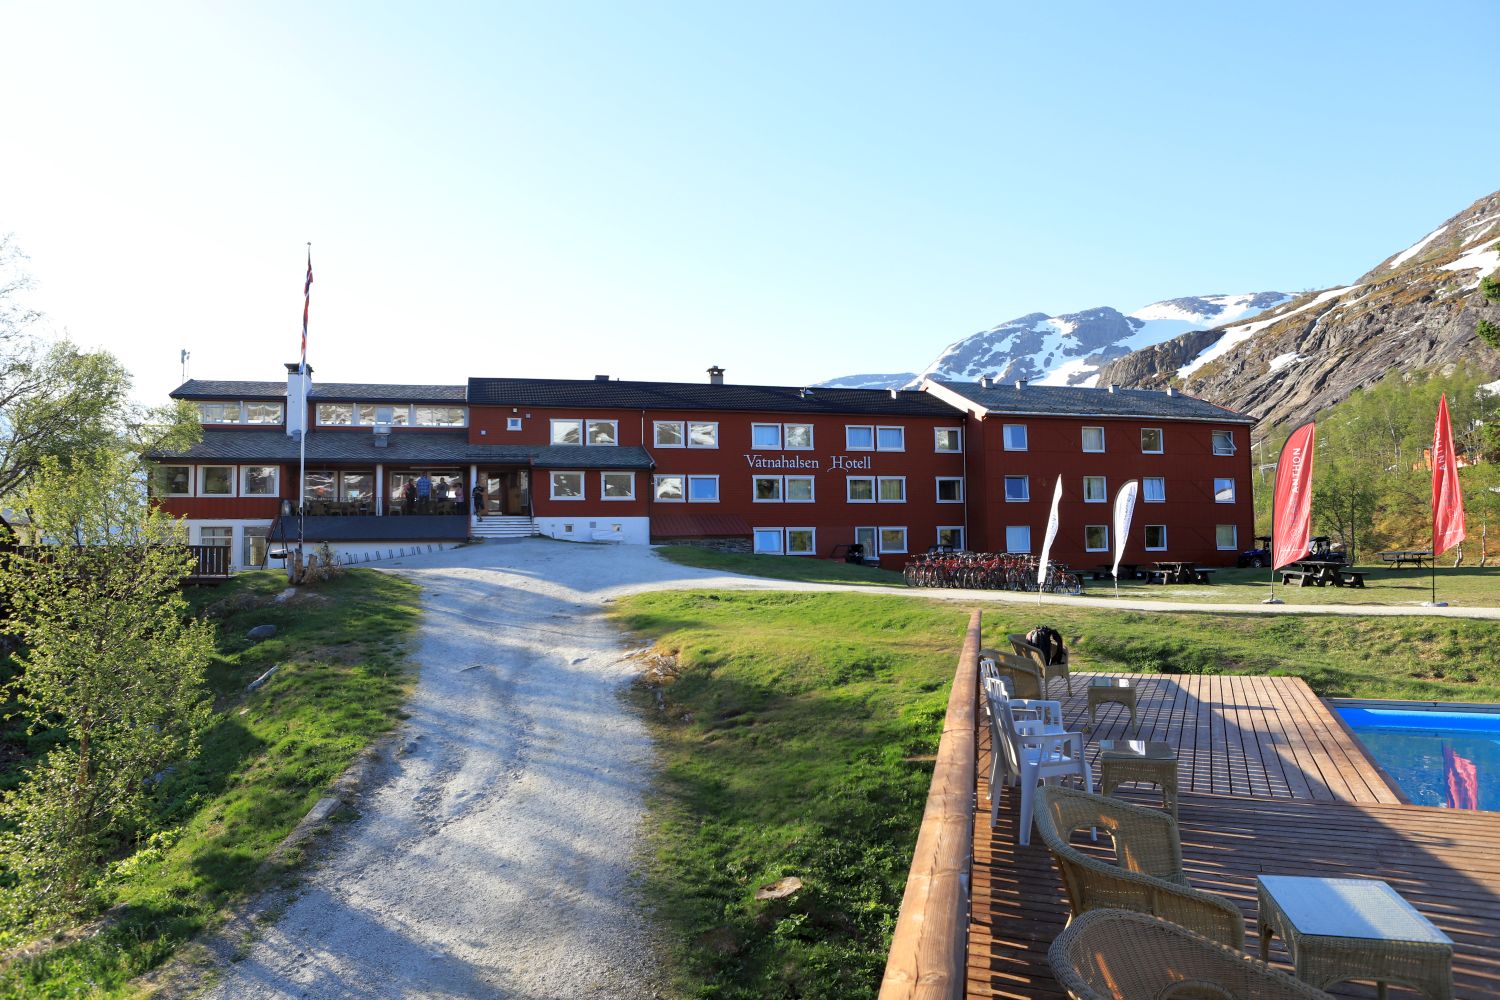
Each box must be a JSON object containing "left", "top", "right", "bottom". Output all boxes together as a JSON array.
[
  {"left": 753, "top": 528, "right": 783, "bottom": 554},
  {"left": 935, "top": 427, "right": 962, "bottom": 452},
  {"left": 304, "top": 470, "right": 335, "bottom": 501},
  {"left": 414, "top": 406, "right": 467, "bottom": 427},
  {"left": 786, "top": 476, "right": 815, "bottom": 502},
  {"left": 1141, "top": 427, "right": 1164, "bottom": 453},
  {"left": 877, "top": 477, "right": 906, "bottom": 502},
  {"left": 1005, "top": 525, "right": 1031, "bottom": 553},
  {"left": 784, "top": 424, "right": 814, "bottom": 450},
  {"left": 241, "top": 466, "right": 279, "bottom": 496},
  {"left": 243, "top": 526, "right": 270, "bottom": 568},
  {"left": 1144, "top": 525, "right": 1167, "bottom": 551},
  {"left": 688, "top": 422, "right": 718, "bottom": 448},
  {"left": 854, "top": 526, "right": 877, "bottom": 557},
  {"left": 654, "top": 475, "right": 685, "bottom": 501},
  {"left": 936, "top": 477, "right": 964, "bottom": 503},
  {"left": 751, "top": 423, "right": 782, "bottom": 449},
  {"left": 507, "top": 417, "right": 523, "bottom": 431},
  {"left": 1082, "top": 426, "right": 1105, "bottom": 452},
  {"left": 585, "top": 419, "right": 618, "bottom": 446},
  {"left": 1085, "top": 525, "right": 1109, "bottom": 552},
  {"left": 937, "top": 526, "right": 965, "bottom": 550},
  {"left": 876, "top": 426, "right": 905, "bottom": 451},
  {"left": 1004, "top": 475, "right": 1030, "bottom": 501},
  {"left": 786, "top": 527, "right": 816, "bottom": 555},
  {"left": 753, "top": 476, "right": 784, "bottom": 502},
  {"left": 654, "top": 421, "right": 685, "bottom": 447},
  {"left": 687, "top": 476, "right": 719, "bottom": 502},
  {"left": 1003, "top": 424, "right": 1028, "bottom": 451},
  {"left": 1214, "top": 478, "right": 1236, "bottom": 503},
  {"left": 1212, "top": 430, "right": 1236, "bottom": 455},
  {"left": 1083, "top": 476, "right": 1107, "bottom": 502},
  {"left": 847, "top": 477, "right": 875, "bottom": 503},
  {"left": 376, "top": 404, "right": 408, "bottom": 426},
  {"left": 341, "top": 471, "right": 374, "bottom": 501},
  {"left": 1217, "top": 525, "right": 1238, "bottom": 550},
  {"left": 199, "top": 466, "right": 235, "bottom": 496},
  {"left": 846, "top": 425, "right": 875, "bottom": 450},
  {"left": 550, "top": 419, "right": 583, "bottom": 446},
  {"left": 199, "top": 526, "right": 232, "bottom": 547},
  {"left": 356, "top": 404, "right": 379, "bottom": 425},
  {"left": 316, "top": 403, "right": 354, "bottom": 425},
  {"left": 1143, "top": 477, "right": 1166, "bottom": 502},
  {"left": 549, "top": 471, "right": 584, "bottom": 499},
  {"left": 154, "top": 465, "right": 192, "bottom": 496},
  {"left": 197, "top": 401, "right": 241, "bottom": 423},
  {"left": 602, "top": 472, "right": 635, "bottom": 499},
  {"left": 245, "top": 402, "right": 284, "bottom": 424},
  {"left": 878, "top": 527, "right": 908, "bottom": 554}
]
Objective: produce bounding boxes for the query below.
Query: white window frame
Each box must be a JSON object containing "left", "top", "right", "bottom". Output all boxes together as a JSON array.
[
  {"left": 653, "top": 475, "right": 685, "bottom": 502},
  {"left": 1217, "top": 524, "right": 1238, "bottom": 550},
  {"left": 245, "top": 401, "right": 285, "bottom": 425},
  {"left": 847, "top": 476, "right": 876, "bottom": 503},
  {"left": 550, "top": 418, "right": 584, "bottom": 446},
  {"left": 936, "top": 526, "right": 965, "bottom": 550},
  {"left": 687, "top": 475, "right": 719, "bottom": 503},
  {"left": 751, "top": 423, "right": 782, "bottom": 449},
  {"left": 413, "top": 405, "right": 468, "bottom": 428},
  {"left": 875, "top": 425, "right": 905, "bottom": 452},
  {"left": 1141, "top": 427, "right": 1164, "bottom": 454},
  {"left": 1085, "top": 524, "right": 1110, "bottom": 552},
  {"left": 1005, "top": 525, "right": 1031, "bottom": 554},
  {"left": 785, "top": 527, "right": 816, "bottom": 556},
  {"left": 1003, "top": 424, "right": 1028, "bottom": 451},
  {"left": 653, "top": 420, "right": 685, "bottom": 448},
  {"left": 242, "top": 525, "right": 271, "bottom": 567},
  {"left": 845, "top": 424, "right": 875, "bottom": 451},
  {"left": 198, "top": 465, "right": 236, "bottom": 497},
  {"left": 1214, "top": 478, "right": 1237, "bottom": 503},
  {"left": 198, "top": 401, "right": 243, "bottom": 424},
  {"left": 687, "top": 421, "right": 719, "bottom": 449},
  {"left": 549, "top": 470, "right": 586, "bottom": 500},
  {"left": 934, "top": 427, "right": 963, "bottom": 453},
  {"left": 783, "top": 423, "right": 814, "bottom": 450},
  {"left": 878, "top": 526, "right": 908, "bottom": 555},
  {"left": 601, "top": 471, "right": 635, "bottom": 500},
  {"left": 752, "top": 527, "right": 784, "bottom": 554},
  {"left": 1143, "top": 477, "right": 1166, "bottom": 503},
  {"left": 1144, "top": 524, "right": 1168, "bottom": 551},
  {"left": 240, "top": 465, "right": 280, "bottom": 497},
  {"left": 877, "top": 476, "right": 906, "bottom": 503},
  {"left": 1004, "top": 475, "right": 1030, "bottom": 502},
  {"left": 506, "top": 416, "right": 523, "bottom": 431},
  {"left": 157, "top": 465, "right": 193, "bottom": 497},
  {"left": 1212, "top": 429, "right": 1237, "bottom": 456},
  {"left": 936, "top": 477, "right": 964, "bottom": 503},
  {"left": 198, "top": 525, "right": 233, "bottom": 548},
  {"left": 752, "top": 475, "right": 784, "bottom": 503},
  {"left": 585, "top": 419, "right": 619, "bottom": 447},
  {"left": 854, "top": 526, "right": 878, "bottom": 557},
  {"left": 1081, "top": 426, "right": 1105, "bottom": 453},
  {"left": 1083, "top": 475, "right": 1107, "bottom": 503},
  {"left": 785, "top": 475, "right": 815, "bottom": 503}
]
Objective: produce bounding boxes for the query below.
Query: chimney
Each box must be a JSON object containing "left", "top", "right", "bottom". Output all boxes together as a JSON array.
[
  {"left": 285, "top": 362, "right": 313, "bottom": 439},
  {"left": 1015, "top": 379, "right": 1028, "bottom": 389},
  {"left": 1165, "top": 386, "right": 1177, "bottom": 396},
  {"left": 1108, "top": 383, "right": 1118, "bottom": 393},
  {"left": 888, "top": 388, "right": 899, "bottom": 399},
  {"left": 594, "top": 374, "right": 610, "bottom": 382},
  {"left": 978, "top": 375, "right": 992, "bottom": 388},
  {"left": 707, "top": 365, "right": 725, "bottom": 385}
]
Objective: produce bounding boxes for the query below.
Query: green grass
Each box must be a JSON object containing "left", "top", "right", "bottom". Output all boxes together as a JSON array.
[
  {"left": 613, "top": 591, "right": 1500, "bottom": 999},
  {"left": 1091, "top": 564, "right": 1500, "bottom": 607},
  {"left": 654, "top": 545, "right": 906, "bottom": 587},
  {"left": 0, "top": 569, "right": 421, "bottom": 998}
]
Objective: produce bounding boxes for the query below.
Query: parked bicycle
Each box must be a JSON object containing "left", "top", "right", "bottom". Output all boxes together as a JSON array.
[{"left": 902, "top": 550, "right": 1082, "bottom": 594}]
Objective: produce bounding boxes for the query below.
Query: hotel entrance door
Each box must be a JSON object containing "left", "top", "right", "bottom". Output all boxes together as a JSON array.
[{"left": 481, "top": 469, "right": 530, "bottom": 516}]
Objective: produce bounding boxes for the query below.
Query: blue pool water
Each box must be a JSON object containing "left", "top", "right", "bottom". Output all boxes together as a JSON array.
[{"left": 1337, "top": 706, "right": 1500, "bottom": 811}]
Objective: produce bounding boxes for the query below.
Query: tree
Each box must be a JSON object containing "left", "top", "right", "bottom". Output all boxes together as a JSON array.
[
  {"left": 1313, "top": 460, "right": 1379, "bottom": 563},
  {"left": 0, "top": 452, "right": 213, "bottom": 923}
]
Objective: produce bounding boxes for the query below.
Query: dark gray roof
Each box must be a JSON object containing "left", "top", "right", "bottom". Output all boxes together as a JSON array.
[
  {"left": 467, "top": 377, "right": 960, "bottom": 417},
  {"left": 930, "top": 381, "right": 1255, "bottom": 424},
  {"left": 269, "top": 515, "right": 469, "bottom": 543},
  {"left": 170, "top": 380, "right": 466, "bottom": 403},
  {"left": 148, "top": 429, "right": 654, "bottom": 469}
]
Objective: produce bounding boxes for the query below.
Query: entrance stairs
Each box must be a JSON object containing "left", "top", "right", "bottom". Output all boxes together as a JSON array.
[{"left": 470, "top": 515, "right": 538, "bottom": 540}]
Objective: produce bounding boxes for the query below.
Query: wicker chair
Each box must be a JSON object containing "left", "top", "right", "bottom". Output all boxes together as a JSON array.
[
  {"left": 981, "top": 649, "right": 1045, "bottom": 699},
  {"left": 1049, "top": 909, "right": 1334, "bottom": 999},
  {"left": 1008, "top": 632, "right": 1072, "bottom": 696},
  {"left": 1035, "top": 785, "right": 1245, "bottom": 950}
]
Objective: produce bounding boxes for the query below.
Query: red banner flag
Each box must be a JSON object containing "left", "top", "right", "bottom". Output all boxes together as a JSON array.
[
  {"left": 1444, "top": 746, "right": 1478, "bottom": 810},
  {"left": 1432, "top": 393, "right": 1467, "bottom": 556},
  {"left": 1271, "top": 422, "right": 1317, "bottom": 570}
]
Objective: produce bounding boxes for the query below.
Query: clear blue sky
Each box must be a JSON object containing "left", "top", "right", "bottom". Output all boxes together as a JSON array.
[{"left": 2, "top": 1, "right": 1496, "bottom": 403}]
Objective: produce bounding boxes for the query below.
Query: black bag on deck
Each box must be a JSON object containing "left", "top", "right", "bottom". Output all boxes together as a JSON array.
[{"left": 1026, "top": 626, "right": 1065, "bottom": 666}]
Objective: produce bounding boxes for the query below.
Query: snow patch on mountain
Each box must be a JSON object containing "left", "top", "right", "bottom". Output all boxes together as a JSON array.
[
  {"left": 1177, "top": 286, "right": 1358, "bottom": 380},
  {"left": 811, "top": 372, "right": 916, "bottom": 391}
]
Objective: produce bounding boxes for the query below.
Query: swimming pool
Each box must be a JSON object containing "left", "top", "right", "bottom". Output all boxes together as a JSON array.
[{"left": 1336, "top": 704, "right": 1500, "bottom": 811}]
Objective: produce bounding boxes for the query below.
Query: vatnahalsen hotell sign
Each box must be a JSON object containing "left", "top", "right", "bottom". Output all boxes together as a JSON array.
[{"left": 146, "top": 364, "right": 1255, "bottom": 573}]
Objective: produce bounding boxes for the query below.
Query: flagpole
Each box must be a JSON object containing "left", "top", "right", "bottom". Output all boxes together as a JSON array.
[{"left": 297, "top": 243, "right": 311, "bottom": 580}]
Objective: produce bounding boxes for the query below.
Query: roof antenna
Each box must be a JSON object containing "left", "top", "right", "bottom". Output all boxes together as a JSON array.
[{"left": 180, "top": 349, "right": 191, "bottom": 383}]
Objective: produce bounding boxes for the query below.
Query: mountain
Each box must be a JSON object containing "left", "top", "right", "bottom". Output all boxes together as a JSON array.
[
  {"left": 817, "top": 292, "right": 1290, "bottom": 391},
  {"left": 1097, "top": 189, "right": 1500, "bottom": 433}
]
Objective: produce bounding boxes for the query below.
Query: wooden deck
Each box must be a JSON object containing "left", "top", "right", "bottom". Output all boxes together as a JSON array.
[{"left": 968, "top": 673, "right": 1500, "bottom": 998}]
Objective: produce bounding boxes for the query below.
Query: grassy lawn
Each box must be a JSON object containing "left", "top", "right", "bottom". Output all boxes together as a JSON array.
[
  {"left": 1068, "top": 564, "right": 1500, "bottom": 607},
  {"left": 612, "top": 591, "right": 1500, "bottom": 999},
  {"left": 0, "top": 568, "right": 421, "bottom": 998},
  {"left": 654, "top": 545, "right": 906, "bottom": 587}
]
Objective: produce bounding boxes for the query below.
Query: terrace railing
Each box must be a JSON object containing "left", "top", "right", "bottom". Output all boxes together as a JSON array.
[{"left": 878, "top": 609, "right": 980, "bottom": 1000}]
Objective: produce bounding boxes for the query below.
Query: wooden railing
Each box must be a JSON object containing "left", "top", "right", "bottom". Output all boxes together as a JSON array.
[
  {"left": 186, "top": 544, "right": 232, "bottom": 579},
  {"left": 879, "top": 609, "right": 981, "bottom": 1000}
]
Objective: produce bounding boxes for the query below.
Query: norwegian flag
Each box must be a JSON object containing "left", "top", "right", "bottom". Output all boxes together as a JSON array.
[{"left": 300, "top": 248, "right": 313, "bottom": 374}]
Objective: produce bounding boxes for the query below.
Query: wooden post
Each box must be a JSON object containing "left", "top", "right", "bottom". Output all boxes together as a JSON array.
[{"left": 879, "top": 609, "right": 980, "bottom": 1000}]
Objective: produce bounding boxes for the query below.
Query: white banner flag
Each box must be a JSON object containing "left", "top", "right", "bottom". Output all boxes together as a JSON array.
[
  {"left": 1112, "top": 480, "right": 1139, "bottom": 579},
  {"left": 1036, "top": 475, "right": 1063, "bottom": 590}
]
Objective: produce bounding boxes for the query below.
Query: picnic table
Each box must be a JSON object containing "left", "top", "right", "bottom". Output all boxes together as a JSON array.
[
  {"left": 1280, "top": 559, "right": 1365, "bottom": 588},
  {"left": 1089, "top": 564, "right": 1139, "bottom": 581},
  {"left": 1379, "top": 549, "right": 1432, "bottom": 569},
  {"left": 1148, "top": 561, "right": 1215, "bottom": 585}
]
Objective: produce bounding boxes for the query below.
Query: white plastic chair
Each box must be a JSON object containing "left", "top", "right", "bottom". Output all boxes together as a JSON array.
[{"left": 996, "top": 700, "right": 1093, "bottom": 846}]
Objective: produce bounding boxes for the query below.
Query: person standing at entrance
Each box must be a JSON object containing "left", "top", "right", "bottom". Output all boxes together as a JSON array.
[
  {"left": 472, "top": 484, "right": 485, "bottom": 521},
  {"left": 416, "top": 472, "right": 432, "bottom": 514},
  {"left": 451, "top": 480, "right": 464, "bottom": 515}
]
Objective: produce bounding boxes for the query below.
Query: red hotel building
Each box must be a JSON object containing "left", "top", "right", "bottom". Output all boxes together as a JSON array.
[{"left": 149, "top": 365, "right": 1256, "bottom": 573}]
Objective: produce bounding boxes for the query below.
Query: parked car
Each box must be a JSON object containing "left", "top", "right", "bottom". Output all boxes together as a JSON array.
[{"left": 1236, "top": 535, "right": 1272, "bottom": 568}]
